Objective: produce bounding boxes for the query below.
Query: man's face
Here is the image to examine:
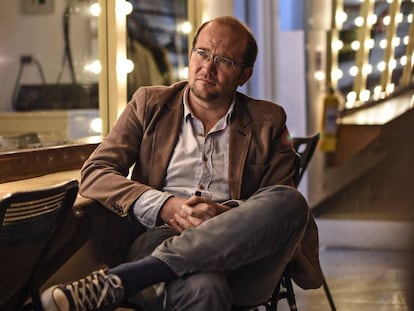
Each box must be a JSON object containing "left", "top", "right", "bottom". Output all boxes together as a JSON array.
[{"left": 188, "top": 22, "right": 252, "bottom": 103}]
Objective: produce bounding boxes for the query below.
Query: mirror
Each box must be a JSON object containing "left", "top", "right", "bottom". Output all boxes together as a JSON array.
[
  {"left": 126, "top": 0, "right": 189, "bottom": 99},
  {"left": 332, "top": 0, "right": 414, "bottom": 110},
  {"left": 0, "top": 0, "right": 190, "bottom": 153},
  {"left": 0, "top": 0, "right": 100, "bottom": 152}
]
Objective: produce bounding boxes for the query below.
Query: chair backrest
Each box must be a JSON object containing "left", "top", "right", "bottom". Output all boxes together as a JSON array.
[
  {"left": 0, "top": 179, "right": 79, "bottom": 311},
  {"left": 292, "top": 133, "right": 320, "bottom": 187},
  {"left": 273, "top": 134, "right": 320, "bottom": 311}
]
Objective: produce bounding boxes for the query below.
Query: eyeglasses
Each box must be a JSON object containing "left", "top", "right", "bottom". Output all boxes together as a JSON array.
[{"left": 191, "top": 48, "right": 245, "bottom": 69}]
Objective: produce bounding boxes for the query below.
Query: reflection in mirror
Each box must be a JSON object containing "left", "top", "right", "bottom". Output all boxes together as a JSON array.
[
  {"left": 331, "top": 0, "right": 414, "bottom": 110},
  {"left": 0, "top": 1, "right": 101, "bottom": 152},
  {"left": 126, "top": 0, "right": 189, "bottom": 99}
]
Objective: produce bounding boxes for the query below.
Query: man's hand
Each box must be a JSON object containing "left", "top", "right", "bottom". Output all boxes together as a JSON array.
[{"left": 160, "top": 195, "right": 230, "bottom": 233}]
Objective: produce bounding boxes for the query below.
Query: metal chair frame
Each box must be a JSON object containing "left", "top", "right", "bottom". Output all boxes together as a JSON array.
[{"left": 271, "top": 133, "right": 336, "bottom": 311}]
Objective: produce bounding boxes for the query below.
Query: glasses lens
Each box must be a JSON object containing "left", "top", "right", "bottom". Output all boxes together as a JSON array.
[
  {"left": 216, "top": 56, "right": 233, "bottom": 68},
  {"left": 192, "top": 48, "right": 240, "bottom": 69}
]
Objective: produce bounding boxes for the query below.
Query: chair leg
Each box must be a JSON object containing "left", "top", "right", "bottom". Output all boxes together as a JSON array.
[
  {"left": 283, "top": 277, "right": 297, "bottom": 311},
  {"left": 268, "top": 280, "right": 281, "bottom": 311},
  {"left": 321, "top": 272, "right": 336, "bottom": 311}
]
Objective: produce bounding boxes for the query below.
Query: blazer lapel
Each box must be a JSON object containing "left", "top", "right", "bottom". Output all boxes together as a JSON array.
[{"left": 228, "top": 98, "right": 252, "bottom": 199}]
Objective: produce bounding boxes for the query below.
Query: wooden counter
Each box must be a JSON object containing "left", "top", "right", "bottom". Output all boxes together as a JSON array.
[{"left": 0, "top": 169, "right": 80, "bottom": 195}]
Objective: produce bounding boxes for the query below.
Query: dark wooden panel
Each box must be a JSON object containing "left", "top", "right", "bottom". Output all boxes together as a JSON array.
[{"left": 0, "top": 143, "right": 98, "bottom": 183}]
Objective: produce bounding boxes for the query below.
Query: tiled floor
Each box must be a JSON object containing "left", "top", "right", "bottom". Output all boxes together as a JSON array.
[{"left": 277, "top": 247, "right": 413, "bottom": 311}]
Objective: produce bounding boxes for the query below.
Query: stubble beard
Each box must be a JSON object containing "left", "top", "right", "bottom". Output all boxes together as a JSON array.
[{"left": 191, "top": 81, "right": 220, "bottom": 101}]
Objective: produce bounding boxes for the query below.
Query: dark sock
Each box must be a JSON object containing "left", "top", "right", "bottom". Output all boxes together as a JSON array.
[{"left": 108, "top": 256, "right": 177, "bottom": 297}]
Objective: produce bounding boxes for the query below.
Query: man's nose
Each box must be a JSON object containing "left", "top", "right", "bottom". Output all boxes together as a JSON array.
[{"left": 203, "top": 56, "right": 218, "bottom": 71}]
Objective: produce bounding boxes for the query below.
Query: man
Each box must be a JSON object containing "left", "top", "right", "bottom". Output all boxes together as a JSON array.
[{"left": 41, "top": 16, "right": 322, "bottom": 311}]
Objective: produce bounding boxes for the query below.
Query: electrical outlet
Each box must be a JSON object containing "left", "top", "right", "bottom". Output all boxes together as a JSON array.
[{"left": 22, "top": 0, "right": 54, "bottom": 15}]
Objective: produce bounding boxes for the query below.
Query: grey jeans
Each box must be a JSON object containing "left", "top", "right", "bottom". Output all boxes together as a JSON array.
[{"left": 126, "top": 185, "right": 309, "bottom": 310}]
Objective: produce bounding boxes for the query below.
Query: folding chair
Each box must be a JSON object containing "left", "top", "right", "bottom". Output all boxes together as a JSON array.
[
  {"left": 0, "top": 179, "right": 79, "bottom": 311},
  {"left": 274, "top": 133, "right": 336, "bottom": 311}
]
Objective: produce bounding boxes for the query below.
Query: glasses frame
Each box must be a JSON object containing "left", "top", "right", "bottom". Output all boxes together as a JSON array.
[{"left": 191, "top": 48, "right": 245, "bottom": 69}]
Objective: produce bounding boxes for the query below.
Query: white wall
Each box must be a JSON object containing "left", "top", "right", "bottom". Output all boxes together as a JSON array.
[
  {"left": 234, "top": 0, "right": 309, "bottom": 196},
  {"left": 0, "top": 2, "right": 96, "bottom": 111}
]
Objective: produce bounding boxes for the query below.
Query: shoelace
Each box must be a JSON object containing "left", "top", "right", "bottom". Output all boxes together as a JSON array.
[{"left": 67, "top": 270, "right": 123, "bottom": 311}]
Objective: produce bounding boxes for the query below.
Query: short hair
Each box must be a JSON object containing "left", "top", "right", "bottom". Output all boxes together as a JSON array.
[{"left": 191, "top": 16, "right": 258, "bottom": 68}]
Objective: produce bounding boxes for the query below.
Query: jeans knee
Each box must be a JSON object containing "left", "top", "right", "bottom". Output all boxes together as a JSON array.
[
  {"left": 282, "top": 186, "right": 309, "bottom": 222},
  {"left": 165, "top": 272, "right": 232, "bottom": 310},
  {"left": 256, "top": 185, "right": 309, "bottom": 228}
]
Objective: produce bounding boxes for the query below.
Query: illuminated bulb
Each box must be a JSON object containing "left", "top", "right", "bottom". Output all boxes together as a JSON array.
[
  {"left": 84, "top": 60, "right": 102, "bottom": 74},
  {"left": 408, "top": 14, "right": 413, "bottom": 23},
  {"left": 383, "top": 16, "right": 390, "bottom": 26},
  {"left": 346, "top": 91, "right": 356, "bottom": 102},
  {"left": 403, "top": 36, "right": 409, "bottom": 45},
  {"left": 349, "top": 66, "right": 358, "bottom": 76},
  {"left": 346, "top": 92, "right": 357, "bottom": 107},
  {"left": 363, "top": 64, "right": 373, "bottom": 75},
  {"left": 178, "top": 21, "right": 193, "bottom": 34},
  {"left": 392, "top": 37, "right": 401, "bottom": 47},
  {"left": 351, "top": 40, "right": 360, "bottom": 51},
  {"left": 400, "top": 56, "right": 407, "bottom": 66},
  {"left": 354, "top": 16, "right": 364, "bottom": 27},
  {"left": 332, "top": 68, "right": 343, "bottom": 80},
  {"left": 365, "top": 39, "right": 375, "bottom": 49},
  {"left": 360, "top": 90, "right": 370, "bottom": 101},
  {"left": 89, "top": 2, "right": 101, "bottom": 17},
  {"left": 374, "top": 85, "right": 382, "bottom": 96},
  {"left": 345, "top": 101, "right": 355, "bottom": 109},
  {"left": 122, "top": 0, "right": 133, "bottom": 15},
  {"left": 386, "top": 83, "right": 395, "bottom": 93},
  {"left": 397, "top": 13, "right": 403, "bottom": 23},
  {"left": 179, "top": 67, "right": 189, "bottom": 79},
  {"left": 332, "top": 40, "right": 344, "bottom": 51},
  {"left": 368, "top": 15, "right": 377, "bottom": 26},
  {"left": 336, "top": 11, "right": 348, "bottom": 25},
  {"left": 389, "top": 59, "right": 397, "bottom": 70},
  {"left": 377, "top": 61, "right": 386, "bottom": 71},
  {"left": 116, "top": 0, "right": 133, "bottom": 16},
  {"left": 119, "top": 58, "right": 134, "bottom": 74},
  {"left": 379, "top": 39, "right": 387, "bottom": 49},
  {"left": 90, "top": 118, "right": 102, "bottom": 133},
  {"left": 314, "top": 70, "right": 325, "bottom": 81}
]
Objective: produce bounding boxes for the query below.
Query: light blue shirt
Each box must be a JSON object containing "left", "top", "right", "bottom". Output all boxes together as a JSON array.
[{"left": 132, "top": 87, "right": 237, "bottom": 227}]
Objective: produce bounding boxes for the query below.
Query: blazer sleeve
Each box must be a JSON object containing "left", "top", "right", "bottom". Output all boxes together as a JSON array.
[
  {"left": 79, "top": 89, "right": 153, "bottom": 216},
  {"left": 288, "top": 214, "right": 323, "bottom": 289}
]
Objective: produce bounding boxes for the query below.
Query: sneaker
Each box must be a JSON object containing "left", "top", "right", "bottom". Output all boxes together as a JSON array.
[{"left": 41, "top": 269, "right": 124, "bottom": 311}]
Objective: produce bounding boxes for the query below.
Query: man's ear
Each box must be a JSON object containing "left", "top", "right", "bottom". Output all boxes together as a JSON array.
[{"left": 238, "top": 67, "right": 253, "bottom": 86}]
